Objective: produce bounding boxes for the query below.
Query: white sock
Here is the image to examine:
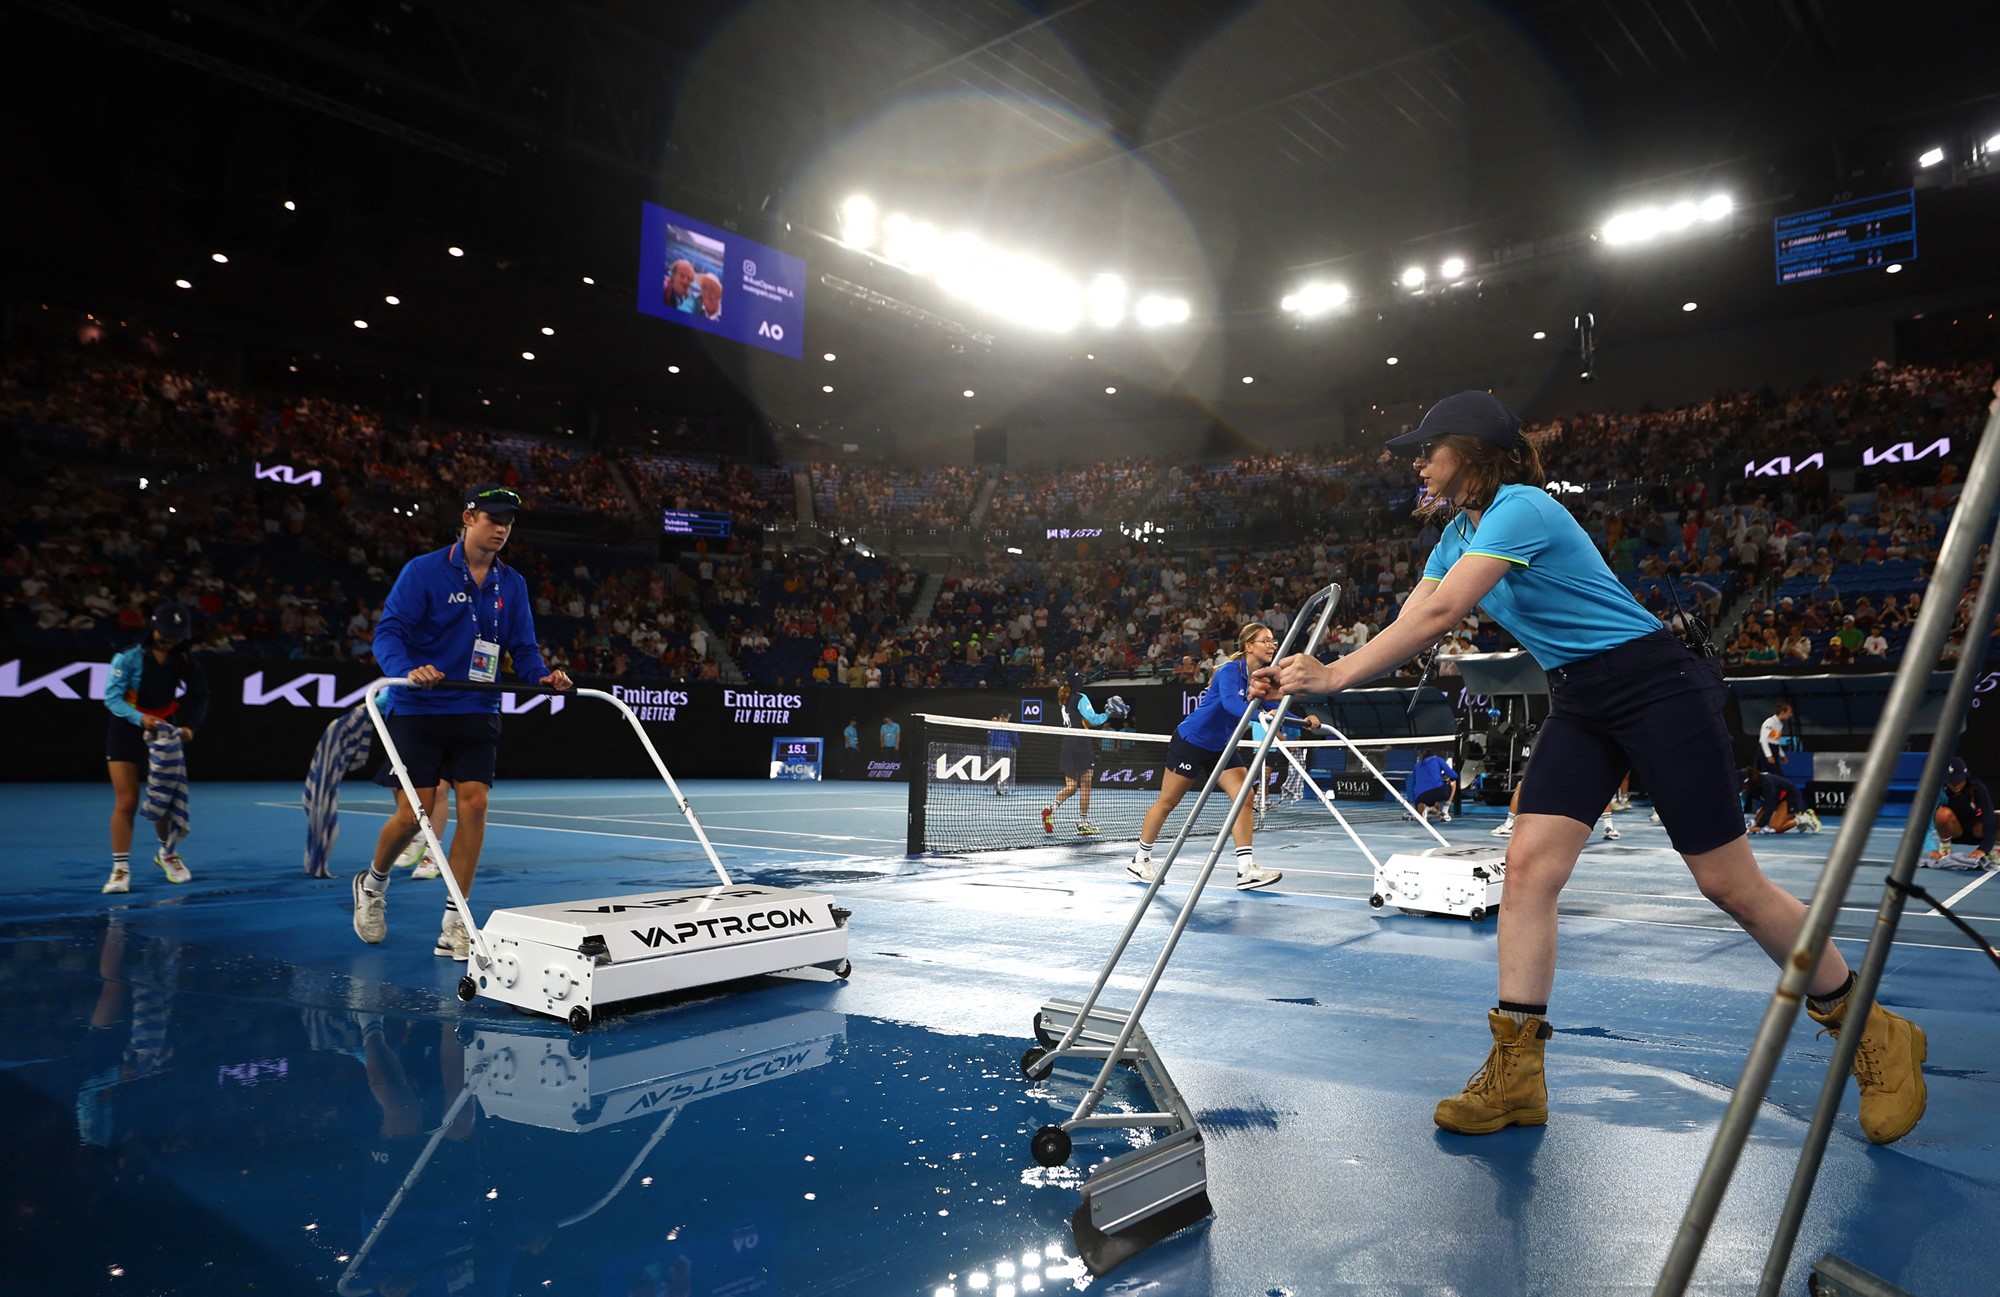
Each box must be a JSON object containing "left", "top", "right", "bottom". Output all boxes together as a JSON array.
[
  {"left": 110, "top": 852, "right": 130, "bottom": 875},
  {"left": 1235, "top": 845, "right": 1255, "bottom": 872},
  {"left": 1136, "top": 839, "right": 1155, "bottom": 857}
]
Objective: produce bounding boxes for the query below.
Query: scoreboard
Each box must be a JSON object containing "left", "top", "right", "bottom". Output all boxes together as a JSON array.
[
  {"left": 662, "top": 508, "right": 732, "bottom": 539},
  {"left": 1773, "top": 189, "right": 1916, "bottom": 284}
]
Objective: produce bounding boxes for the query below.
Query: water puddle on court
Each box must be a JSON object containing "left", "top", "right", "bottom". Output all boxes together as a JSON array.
[{"left": 0, "top": 917, "right": 1146, "bottom": 1295}]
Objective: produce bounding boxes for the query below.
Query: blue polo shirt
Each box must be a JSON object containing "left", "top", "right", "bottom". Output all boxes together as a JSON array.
[
  {"left": 1177, "top": 658, "right": 1253, "bottom": 751},
  {"left": 1421, "top": 484, "right": 1661, "bottom": 668},
  {"left": 373, "top": 542, "right": 549, "bottom": 715}
]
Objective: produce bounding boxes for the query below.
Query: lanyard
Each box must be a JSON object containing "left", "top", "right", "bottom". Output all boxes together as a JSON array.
[{"left": 451, "top": 543, "right": 503, "bottom": 643}]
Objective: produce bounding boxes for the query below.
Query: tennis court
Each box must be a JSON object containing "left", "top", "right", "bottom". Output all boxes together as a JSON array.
[{"left": 4, "top": 775, "right": 1996, "bottom": 1295}]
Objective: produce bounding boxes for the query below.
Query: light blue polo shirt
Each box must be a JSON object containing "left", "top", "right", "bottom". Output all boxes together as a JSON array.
[{"left": 1421, "top": 484, "right": 1662, "bottom": 668}]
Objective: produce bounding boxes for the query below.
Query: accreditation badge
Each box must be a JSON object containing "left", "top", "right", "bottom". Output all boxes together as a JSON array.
[{"left": 469, "top": 637, "right": 501, "bottom": 683}]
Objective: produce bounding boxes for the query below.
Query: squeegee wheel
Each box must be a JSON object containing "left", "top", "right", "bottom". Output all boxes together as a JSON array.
[
  {"left": 1021, "top": 1045, "right": 1049, "bottom": 1079},
  {"left": 567, "top": 1006, "right": 591, "bottom": 1034},
  {"left": 456, "top": 976, "right": 477, "bottom": 1002},
  {"left": 833, "top": 959, "right": 852, "bottom": 979},
  {"left": 1031, "top": 1124, "right": 1072, "bottom": 1168},
  {"left": 1368, "top": 893, "right": 1385, "bottom": 909},
  {"left": 1469, "top": 906, "right": 1487, "bottom": 922}
]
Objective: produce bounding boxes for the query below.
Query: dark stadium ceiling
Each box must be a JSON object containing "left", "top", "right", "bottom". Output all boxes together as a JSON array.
[{"left": 6, "top": 0, "right": 2000, "bottom": 442}]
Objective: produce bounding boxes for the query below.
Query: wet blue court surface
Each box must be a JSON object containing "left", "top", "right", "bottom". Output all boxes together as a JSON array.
[{"left": 3, "top": 779, "right": 1997, "bottom": 1295}]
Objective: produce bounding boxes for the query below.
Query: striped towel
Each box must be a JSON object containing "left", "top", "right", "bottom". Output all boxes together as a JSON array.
[
  {"left": 140, "top": 726, "right": 190, "bottom": 854},
  {"left": 302, "top": 704, "right": 377, "bottom": 878}
]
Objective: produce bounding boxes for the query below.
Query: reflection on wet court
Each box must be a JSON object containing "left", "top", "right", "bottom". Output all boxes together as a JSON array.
[{"left": 4, "top": 778, "right": 1998, "bottom": 1295}]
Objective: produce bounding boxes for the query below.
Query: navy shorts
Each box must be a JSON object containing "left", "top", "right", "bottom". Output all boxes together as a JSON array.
[
  {"left": 1059, "top": 735, "right": 1095, "bottom": 778},
  {"left": 1520, "top": 630, "right": 1744, "bottom": 855},
  {"left": 106, "top": 719, "right": 150, "bottom": 765},
  {"left": 1165, "top": 733, "right": 1247, "bottom": 781},
  {"left": 378, "top": 713, "right": 502, "bottom": 789},
  {"left": 1412, "top": 786, "right": 1451, "bottom": 808}
]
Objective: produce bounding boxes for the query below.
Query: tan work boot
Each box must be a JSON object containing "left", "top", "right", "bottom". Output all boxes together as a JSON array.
[
  {"left": 1806, "top": 997, "right": 1927, "bottom": 1145},
  {"left": 1434, "top": 1010, "right": 1551, "bottom": 1134}
]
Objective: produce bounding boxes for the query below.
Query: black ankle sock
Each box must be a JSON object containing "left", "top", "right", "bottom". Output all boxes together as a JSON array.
[
  {"left": 1809, "top": 971, "right": 1856, "bottom": 1014},
  {"left": 1497, "top": 999, "right": 1549, "bottom": 1026}
]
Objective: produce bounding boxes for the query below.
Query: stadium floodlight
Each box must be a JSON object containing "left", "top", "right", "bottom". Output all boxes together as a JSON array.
[
  {"left": 540, "top": 326, "right": 555, "bottom": 336},
  {"left": 1532, "top": 330, "right": 1547, "bottom": 340},
  {"left": 174, "top": 279, "right": 191, "bottom": 289},
  {"left": 1918, "top": 146, "right": 1945, "bottom": 168},
  {"left": 1401, "top": 266, "right": 1426, "bottom": 289},
  {"left": 447, "top": 246, "right": 465, "bottom": 257},
  {"left": 384, "top": 295, "right": 400, "bottom": 305},
  {"left": 1087, "top": 274, "right": 1127, "bottom": 328},
  {"left": 1682, "top": 301, "right": 1698, "bottom": 312},
  {"left": 1282, "top": 281, "right": 1349, "bottom": 317},
  {"left": 582, "top": 276, "right": 595, "bottom": 285},
  {"left": 1134, "top": 294, "right": 1190, "bottom": 327},
  {"left": 354, "top": 319, "right": 369, "bottom": 329},
  {"left": 1987, "top": 132, "right": 2000, "bottom": 154},
  {"left": 1662, "top": 200, "right": 1700, "bottom": 231},
  {"left": 1699, "top": 193, "right": 1733, "bottom": 220},
  {"left": 839, "top": 195, "right": 879, "bottom": 249},
  {"left": 1603, "top": 207, "right": 1663, "bottom": 245},
  {"left": 521, "top": 350, "right": 535, "bottom": 359},
  {"left": 211, "top": 252, "right": 228, "bottom": 263},
  {"left": 1440, "top": 256, "right": 1467, "bottom": 279}
]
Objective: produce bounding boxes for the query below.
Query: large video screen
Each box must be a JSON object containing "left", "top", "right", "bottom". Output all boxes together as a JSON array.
[
  {"left": 1773, "top": 189, "right": 1916, "bottom": 284},
  {"left": 635, "top": 202, "right": 807, "bottom": 358}
]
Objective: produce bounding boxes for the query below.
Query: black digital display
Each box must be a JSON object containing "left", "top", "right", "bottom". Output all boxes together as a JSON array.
[
  {"left": 1774, "top": 189, "right": 1917, "bottom": 284},
  {"left": 662, "top": 509, "right": 732, "bottom": 538}
]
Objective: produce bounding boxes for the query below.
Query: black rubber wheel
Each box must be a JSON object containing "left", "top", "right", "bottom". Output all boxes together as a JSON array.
[
  {"left": 456, "top": 976, "right": 477, "bottom": 1002},
  {"left": 1021, "top": 1045, "right": 1049, "bottom": 1078},
  {"left": 1033, "top": 1014, "right": 1057, "bottom": 1048},
  {"left": 1468, "top": 906, "right": 1486, "bottom": 922},
  {"left": 1031, "top": 1124, "right": 1072, "bottom": 1168},
  {"left": 1368, "top": 894, "right": 1385, "bottom": 909},
  {"left": 567, "top": 1006, "right": 590, "bottom": 1034},
  {"left": 832, "top": 959, "right": 852, "bottom": 979}
]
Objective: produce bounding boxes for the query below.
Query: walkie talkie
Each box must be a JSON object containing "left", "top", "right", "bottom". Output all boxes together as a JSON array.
[{"left": 1663, "top": 581, "right": 1717, "bottom": 659}]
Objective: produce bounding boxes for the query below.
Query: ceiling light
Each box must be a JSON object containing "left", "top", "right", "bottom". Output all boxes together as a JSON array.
[
  {"left": 1104, "top": 386, "right": 1117, "bottom": 394},
  {"left": 1682, "top": 301, "right": 1698, "bottom": 312},
  {"left": 1087, "top": 274, "right": 1127, "bottom": 328},
  {"left": 1385, "top": 356, "right": 1399, "bottom": 365},
  {"left": 1918, "top": 146, "right": 1945, "bottom": 168},
  {"left": 962, "top": 389, "right": 975, "bottom": 397},
  {"left": 823, "top": 352, "right": 836, "bottom": 362},
  {"left": 839, "top": 195, "right": 878, "bottom": 249},
  {"left": 1134, "top": 295, "right": 1189, "bottom": 327},
  {"left": 582, "top": 276, "right": 595, "bottom": 285},
  {"left": 1282, "top": 281, "right": 1349, "bottom": 317},
  {"left": 384, "top": 295, "right": 400, "bottom": 305},
  {"left": 521, "top": 350, "right": 535, "bottom": 360},
  {"left": 1699, "top": 193, "right": 1733, "bottom": 221},
  {"left": 447, "top": 246, "right": 465, "bottom": 257},
  {"left": 1400, "top": 267, "right": 1426, "bottom": 289},
  {"left": 1603, "top": 208, "right": 1662, "bottom": 245},
  {"left": 174, "top": 278, "right": 191, "bottom": 289},
  {"left": 1241, "top": 375, "right": 1255, "bottom": 384},
  {"left": 353, "top": 319, "right": 368, "bottom": 329},
  {"left": 540, "top": 326, "right": 555, "bottom": 336},
  {"left": 211, "top": 252, "right": 229, "bottom": 264},
  {"left": 1440, "top": 257, "right": 1467, "bottom": 279},
  {"left": 667, "top": 364, "right": 681, "bottom": 373},
  {"left": 822, "top": 385, "right": 833, "bottom": 393},
  {"left": 283, "top": 200, "right": 296, "bottom": 211},
  {"left": 1885, "top": 263, "right": 1903, "bottom": 274},
  {"left": 1532, "top": 330, "right": 1547, "bottom": 340}
]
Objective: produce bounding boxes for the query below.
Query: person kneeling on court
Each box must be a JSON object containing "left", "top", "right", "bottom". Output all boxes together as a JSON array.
[
  {"left": 1931, "top": 756, "right": 1995, "bottom": 866},
  {"left": 1407, "top": 749, "right": 1458, "bottom": 824},
  {"left": 1256, "top": 392, "right": 1926, "bottom": 1144},
  {"left": 1129, "top": 621, "right": 1316, "bottom": 890},
  {"left": 351, "top": 485, "right": 571, "bottom": 960},
  {"left": 1742, "top": 766, "right": 1819, "bottom": 835}
]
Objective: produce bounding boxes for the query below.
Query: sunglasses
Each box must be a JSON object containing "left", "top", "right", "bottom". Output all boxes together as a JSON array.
[
  {"left": 1410, "top": 441, "right": 1437, "bottom": 460},
  {"left": 470, "top": 489, "right": 522, "bottom": 509}
]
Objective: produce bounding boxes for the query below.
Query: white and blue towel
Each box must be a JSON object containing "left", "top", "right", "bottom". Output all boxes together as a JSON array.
[
  {"left": 140, "top": 726, "right": 190, "bottom": 855},
  {"left": 302, "top": 704, "right": 377, "bottom": 878}
]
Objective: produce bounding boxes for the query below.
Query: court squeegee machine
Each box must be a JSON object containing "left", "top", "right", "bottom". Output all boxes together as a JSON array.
[{"left": 364, "top": 679, "right": 851, "bottom": 1031}]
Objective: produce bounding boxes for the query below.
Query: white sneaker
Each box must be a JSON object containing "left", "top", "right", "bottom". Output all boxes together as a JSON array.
[
  {"left": 1649, "top": 810, "right": 1661, "bottom": 823},
  {"left": 1491, "top": 818, "right": 1515, "bottom": 838},
  {"left": 1127, "top": 854, "right": 1159, "bottom": 883},
  {"left": 394, "top": 837, "right": 428, "bottom": 869},
  {"left": 102, "top": 868, "right": 130, "bottom": 895},
  {"left": 434, "top": 915, "right": 471, "bottom": 961},
  {"left": 1601, "top": 820, "right": 1621, "bottom": 841},
  {"left": 410, "top": 852, "right": 443, "bottom": 880},
  {"left": 351, "top": 872, "right": 387, "bottom": 944},
  {"left": 1440, "top": 806, "right": 1452, "bottom": 823},
  {"left": 1075, "top": 820, "right": 1101, "bottom": 836},
  {"left": 1235, "top": 864, "right": 1283, "bottom": 891},
  {"left": 1611, "top": 795, "right": 1632, "bottom": 812},
  {"left": 155, "top": 848, "right": 192, "bottom": 884}
]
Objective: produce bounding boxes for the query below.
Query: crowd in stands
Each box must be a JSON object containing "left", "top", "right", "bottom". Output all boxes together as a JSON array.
[{"left": 4, "top": 338, "right": 1995, "bottom": 693}]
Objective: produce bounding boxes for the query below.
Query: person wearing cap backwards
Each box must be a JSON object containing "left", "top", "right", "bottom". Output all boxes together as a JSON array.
[
  {"left": 1255, "top": 391, "right": 1928, "bottom": 1144},
  {"left": 1932, "top": 756, "right": 1995, "bottom": 866},
  {"left": 1041, "top": 674, "right": 1109, "bottom": 836},
  {"left": 350, "top": 485, "right": 571, "bottom": 960},
  {"left": 101, "top": 602, "right": 209, "bottom": 892}
]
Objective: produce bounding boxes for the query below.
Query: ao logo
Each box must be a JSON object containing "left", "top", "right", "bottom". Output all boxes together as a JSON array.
[
  {"left": 742, "top": 259, "right": 757, "bottom": 278},
  {"left": 757, "top": 321, "right": 785, "bottom": 340}
]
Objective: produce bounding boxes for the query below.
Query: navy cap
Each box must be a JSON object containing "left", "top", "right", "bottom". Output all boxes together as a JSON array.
[
  {"left": 1384, "top": 391, "right": 1524, "bottom": 452},
  {"left": 1947, "top": 756, "right": 1970, "bottom": 782},
  {"left": 464, "top": 484, "right": 522, "bottom": 517},
  {"left": 152, "top": 602, "right": 193, "bottom": 644}
]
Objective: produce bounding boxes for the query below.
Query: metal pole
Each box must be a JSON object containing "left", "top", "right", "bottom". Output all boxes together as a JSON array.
[
  {"left": 1654, "top": 399, "right": 2000, "bottom": 1295},
  {"left": 1754, "top": 505, "right": 2000, "bottom": 1296}
]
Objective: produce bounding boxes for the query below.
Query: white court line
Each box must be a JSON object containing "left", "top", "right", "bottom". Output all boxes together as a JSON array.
[
  {"left": 1928, "top": 868, "right": 1997, "bottom": 915},
  {"left": 252, "top": 802, "right": 870, "bottom": 859}
]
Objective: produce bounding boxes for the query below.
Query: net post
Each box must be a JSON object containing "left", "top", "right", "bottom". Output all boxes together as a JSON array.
[{"left": 905, "top": 713, "right": 928, "bottom": 855}]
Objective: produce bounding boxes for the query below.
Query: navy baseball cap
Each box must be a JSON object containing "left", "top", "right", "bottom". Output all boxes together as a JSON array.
[
  {"left": 464, "top": 484, "right": 522, "bottom": 518},
  {"left": 1384, "top": 391, "right": 1525, "bottom": 452},
  {"left": 1946, "top": 756, "right": 1970, "bottom": 782},
  {"left": 152, "top": 602, "right": 193, "bottom": 644}
]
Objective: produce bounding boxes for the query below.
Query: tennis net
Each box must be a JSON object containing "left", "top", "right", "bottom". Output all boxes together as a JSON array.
[{"left": 905, "top": 713, "right": 1459, "bottom": 855}]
